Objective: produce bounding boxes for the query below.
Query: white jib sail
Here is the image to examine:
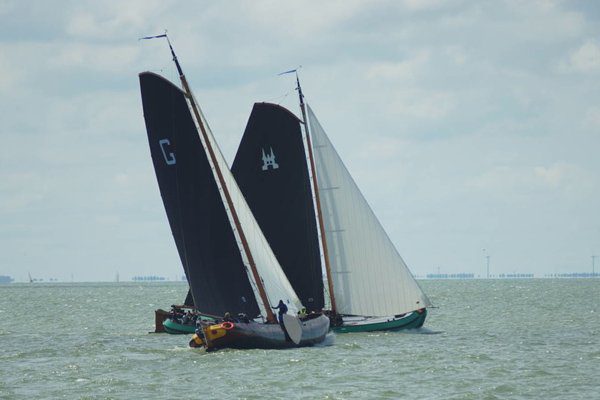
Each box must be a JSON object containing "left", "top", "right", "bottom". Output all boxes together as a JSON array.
[
  {"left": 188, "top": 94, "right": 302, "bottom": 318},
  {"left": 307, "top": 105, "right": 431, "bottom": 317}
]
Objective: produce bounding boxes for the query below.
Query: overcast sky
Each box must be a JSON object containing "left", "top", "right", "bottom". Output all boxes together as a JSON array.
[{"left": 1, "top": 0, "right": 599, "bottom": 282}]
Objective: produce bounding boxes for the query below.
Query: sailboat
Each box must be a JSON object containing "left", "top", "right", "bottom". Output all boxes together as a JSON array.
[
  {"left": 159, "top": 101, "right": 324, "bottom": 335},
  {"left": 153, "top": 289, "right": 206, "bottom": 334},
  {"left": 158, "top": 102, "right": 324, "bottom": 335},
  {"left": 233, "top": 73, "right": 432, "bottom": 332},
  {"left": 302, "top": 76, "right": 432, "bottom": 332},
  {"left": 139, "top": 34, "right": 329, "bottom": 349}
]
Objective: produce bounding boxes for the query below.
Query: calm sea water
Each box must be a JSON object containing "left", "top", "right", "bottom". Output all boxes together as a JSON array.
[{"left": 1, "top": 279, "right": 598, "bottom": 399}]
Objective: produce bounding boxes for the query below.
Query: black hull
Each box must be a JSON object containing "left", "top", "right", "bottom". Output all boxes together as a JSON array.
[{"left": 192, "top": 314, "right": 330, "bottom": 350}]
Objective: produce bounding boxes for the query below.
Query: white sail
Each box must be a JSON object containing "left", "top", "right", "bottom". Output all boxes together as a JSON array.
[
  {"left": 188, "top": 95, "right": 302, "bottom": 317},
  {"left": 307, "top": 105, "right": 431, "bottom": 317}
]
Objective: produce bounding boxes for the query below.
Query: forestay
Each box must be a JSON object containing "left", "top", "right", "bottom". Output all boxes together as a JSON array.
[{"left": 307, "top": 105, "right": 431, "bottom": 316}]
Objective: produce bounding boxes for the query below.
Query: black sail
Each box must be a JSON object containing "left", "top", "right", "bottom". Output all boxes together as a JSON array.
[
  {"left": 139, "top": 72, "right": 259, "bottom": 317},
  {"left": 231, "top": 103, "right": 324, "bottom": 311},
  {"left": 183, "top": 289, "right": 194, "bottom": 307}
]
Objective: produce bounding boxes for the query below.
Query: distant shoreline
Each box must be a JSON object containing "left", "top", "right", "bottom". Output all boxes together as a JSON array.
[{"left": 2, "top": 276, "right": 599, "bottom": 284}]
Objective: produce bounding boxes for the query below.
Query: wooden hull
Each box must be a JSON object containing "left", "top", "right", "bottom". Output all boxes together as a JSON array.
[
  {"left": 190, "top": 314, "right": 330, "bottom": 350},
  {"left": 333, "top": 309, "right": 427, "bottom": 333},
  {"left": 153, "top": 309, "right": 170, "bottom": 333}
]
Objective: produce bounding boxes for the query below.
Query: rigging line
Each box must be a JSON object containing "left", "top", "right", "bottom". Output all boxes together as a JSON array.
[{"left": 271, "top": 90, "right": 291, "bottom": 106}]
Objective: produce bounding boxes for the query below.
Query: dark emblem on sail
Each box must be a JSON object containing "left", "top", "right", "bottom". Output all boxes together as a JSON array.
[
  {"left": 261, "top": 147, "right": 279, "bottom": 171},
  {"left": 159, "top": 138, "right": 176, "bottom": 165}
]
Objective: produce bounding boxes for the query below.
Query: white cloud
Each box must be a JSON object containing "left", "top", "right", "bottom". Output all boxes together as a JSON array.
[
  {"left": 114, "top": 173, "right": 130, "bottom": 186},
  {"left": 64, "top": 0, "right": 175, "bottom": 39},
  {"left": 0, "top": 52, "right": 20, "bottom": 91},
  {"left": 533, "top": 163, "right": 594, "bottom": 191},
  {"left": 466, "top": 166, "right": 527, "bottom": 192},
  {"left": 94, "top": 215, "right": 121, "bottom": 225},
  {"left": 443, "top": 46, "right": 467, "bottom": 66},
  {"left": 533, "top": 164, "right": 564, "bottom": 187},
  {"left": 0, "top": 172, "right": 46, "bottom": 213},
  {"left": 1, "top": 0, "right": 600, "bottom": 280},
  {"left": 239, "top": 0, "right": 365, "bottom": 38},
  {"left": 583, "top": 106, "right": 600, "bottom": 129},
  {"left": 389, "top": 89, "right": 455, "bottom": 119},
  {"left": 358, "top": 136, "right": 410, "bottom": 161},
  {"left": 561, "top": 40, "right": 600, "bottom": 73},
  {"left": 467, "top": 163, "right": 594, "bottom": 194},
  {"left": 367, "top": 51, "right": 431, "bottom": 81},
  {"left": 50, "top": 43, "right": 141, "bottom": 73},
  {"left": 401, "top": 0, "right": 447, "bottom": 11}
]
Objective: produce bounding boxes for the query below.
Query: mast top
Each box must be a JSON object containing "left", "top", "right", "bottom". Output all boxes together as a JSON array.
[
  {"left": 277, "top": 67, "right": 305, "bottom": 110},
  {"left": 295, "top": 71, "right": 305, "bottom": 108},
  {"left": 165, "top": 34, "right": 184, "bottom": 78},
  {"left": 139, "top": 31, "right": 184, "bottom": 78}
]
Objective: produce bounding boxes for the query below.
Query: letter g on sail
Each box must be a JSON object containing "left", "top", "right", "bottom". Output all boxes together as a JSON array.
[{"left": 159, "top": 138, "right": 176, "bottom": 165}]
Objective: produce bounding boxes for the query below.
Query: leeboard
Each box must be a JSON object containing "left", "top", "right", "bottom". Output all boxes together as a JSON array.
[{"left": 282, "top": 314, "right": 303, "bottom": 345}]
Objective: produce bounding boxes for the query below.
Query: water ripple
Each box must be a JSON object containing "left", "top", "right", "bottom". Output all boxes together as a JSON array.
[{"left": 1, "top": 280, "right": 598, "bottom": 399}]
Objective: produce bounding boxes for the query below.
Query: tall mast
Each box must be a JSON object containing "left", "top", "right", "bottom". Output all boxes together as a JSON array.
[
  {"left": 164, "top": 35, "right": 276, "bottom": 323},
  {"left": 295, "top": 73, "right": 338, "bottom": 314}
]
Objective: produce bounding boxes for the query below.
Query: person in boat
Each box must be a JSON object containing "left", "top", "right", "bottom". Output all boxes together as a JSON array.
[
  {"left": 237, "top": 313, "right": 250, "bottom": 323},
  {"left": 272, "top": 300, "right": 288, "bottom": 323},
  {"left": 182, "top": 310, "right": 192, "bottom": 325},
  {"left": 171, "top": 306, "right": 185, "bottom": 323},
  {"left": 297, "top": 307, "right": 307, "bottom": 319},
  {"left": 223, "top": 312, "right": 234, "bottom": 322}
]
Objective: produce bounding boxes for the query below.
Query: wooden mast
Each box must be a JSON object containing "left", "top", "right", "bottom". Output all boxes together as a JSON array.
[
  {"left": 295, "top": 73, "right": 338, "bottom": 314},
  {"left": 166, "top": 36, "right": 276, "bottom": 324}
]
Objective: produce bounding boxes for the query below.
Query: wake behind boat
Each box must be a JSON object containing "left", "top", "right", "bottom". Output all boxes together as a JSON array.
[{"left": 139, "top": 34, "right": 329, "bottom": 350}]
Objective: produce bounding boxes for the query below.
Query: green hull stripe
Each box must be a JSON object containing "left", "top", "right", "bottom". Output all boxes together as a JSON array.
[
  {"left": 333, "top": 310, "right": 427, "bottom": 333},
  {"left": 163, "top": 319, "right": 196, "bottom": 334}
]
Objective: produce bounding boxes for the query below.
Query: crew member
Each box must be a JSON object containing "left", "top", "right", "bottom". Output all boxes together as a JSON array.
[
  {"left": 272, "top": 300, "right": 288, "bottom": 323},
  {"left": 297, "top": 307, "right": 307, "bottom": 318}
]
